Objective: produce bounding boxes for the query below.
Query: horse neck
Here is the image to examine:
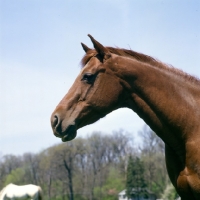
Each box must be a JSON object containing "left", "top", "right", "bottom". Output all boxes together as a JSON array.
[{"left": 114, "top": 57, "right": 200, "bottom": 149}]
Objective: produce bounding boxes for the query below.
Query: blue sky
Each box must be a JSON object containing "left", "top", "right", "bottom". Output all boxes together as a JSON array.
[{"left": 0, "top": 0, "right": 199, "bottom": 155}]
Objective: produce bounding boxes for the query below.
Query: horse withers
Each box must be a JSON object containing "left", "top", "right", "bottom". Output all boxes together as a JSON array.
[
  {"left": 51, "top": 35, "right": 200, "bottom": 199},
  {"left": 0, "top": 183, "right": 42, "bottom": 200}
]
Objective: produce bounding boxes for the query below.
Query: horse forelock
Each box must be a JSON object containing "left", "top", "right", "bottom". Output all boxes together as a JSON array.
[{"left": 81, "top": 47, "right": 200, "bottom": 85}]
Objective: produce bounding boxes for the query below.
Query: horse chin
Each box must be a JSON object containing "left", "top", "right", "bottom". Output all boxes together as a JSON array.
[
  {"left": 61, "top": 125, "right": 77, "bottom": 142},
  {"left": 62, "top": 132, "right": 77, "bottom": 142}
]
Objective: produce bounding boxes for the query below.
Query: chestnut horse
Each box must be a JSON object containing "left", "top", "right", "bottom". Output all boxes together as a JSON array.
[{"left": 51, "top": 35, "right": 200, "bottom": 199}]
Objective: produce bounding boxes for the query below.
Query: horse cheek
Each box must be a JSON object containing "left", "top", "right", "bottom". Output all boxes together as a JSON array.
[{"left": 99, "top": 80, "right": 122, "bottom": 109}]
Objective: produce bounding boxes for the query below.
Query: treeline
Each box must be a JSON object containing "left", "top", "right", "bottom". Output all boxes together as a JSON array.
[{"left": 0, "top": 127, "right": 177, "bottom": 200}]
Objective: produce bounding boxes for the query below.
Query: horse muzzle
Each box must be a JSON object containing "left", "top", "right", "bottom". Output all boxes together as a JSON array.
[{"left": 51, "top": 112, "right": 77, "bottom": 142}]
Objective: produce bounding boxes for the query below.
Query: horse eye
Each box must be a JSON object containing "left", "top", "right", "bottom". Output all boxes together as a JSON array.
[{"left": 81, "top": 73, "right": 95, "bottom": 84}]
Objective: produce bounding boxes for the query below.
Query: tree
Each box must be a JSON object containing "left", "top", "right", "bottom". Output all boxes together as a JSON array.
[
  {"left": 0, "top": 155, "right": 23, "bottom": 188},
  {"left": 86, "top": 132, "right": 110, "bottom": 200},
  {"left": 52, "top": 141, "right": 85, "bottom": 200},
  {"left": 23, "top": 153, "right": 40, "bottom": 185},
  {"left": 4, "top": 167, "right": 25, "bottom": 185},
  {"left": 161, "top": 183, "right": 179, "bottom": 200},
  {"left": 126, "top": 155, "right": 147, "bottom": 200},
  {"left": 37, "top": 149, "right": 55, "bottom": 200},
  {"left": 0, "top": 129, "right": 174, "bottom": 199},
  {"left": 100, "top": 166, "right": 125, "bottom": 200},
  {"left": 139, "top": 125, "right": 168, "bottom": 196}
]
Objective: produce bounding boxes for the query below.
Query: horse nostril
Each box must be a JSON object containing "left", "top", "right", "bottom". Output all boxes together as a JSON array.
[{"left": 52, "top": 115, "right": 59, "bottom": 128}]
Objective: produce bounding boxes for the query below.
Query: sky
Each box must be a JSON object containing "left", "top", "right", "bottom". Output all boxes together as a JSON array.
[{"left": 0, "top": 0, "right": 199, "bottom": 156}]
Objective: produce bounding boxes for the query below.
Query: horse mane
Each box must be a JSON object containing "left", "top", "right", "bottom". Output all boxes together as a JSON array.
[
  {"left": 81, "top": 47, "right": 157, "bottom": 67},
  {"left": 81, "top": 47, "right": 200, "bottom": 84}
]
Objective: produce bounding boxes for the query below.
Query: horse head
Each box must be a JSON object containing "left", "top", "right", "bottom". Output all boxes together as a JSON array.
[{"left": 51, "top": 35, "right": 127, "bottom": 141}]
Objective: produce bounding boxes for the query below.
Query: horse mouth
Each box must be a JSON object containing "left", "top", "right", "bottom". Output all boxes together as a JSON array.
[{"left": 61, "top": 124, "right": 77, "bottom": 142}]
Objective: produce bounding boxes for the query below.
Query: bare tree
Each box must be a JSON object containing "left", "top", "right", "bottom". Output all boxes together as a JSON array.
[
  {"left": 139, "top": 125, "right": 167, "bottom": 195},
  {"left": 23, "top": 153, "right": 40, "bottom": 185},
  {"left": 53, "top": 142, "right": 80, "bottom": 200}
]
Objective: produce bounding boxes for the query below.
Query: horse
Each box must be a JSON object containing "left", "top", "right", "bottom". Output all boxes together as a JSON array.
[
  {"left": 0, "top": 183, "right": 42, "bottom": 200},
  {"left": 50, "top": 34, "right": 200, "bottom": 199}
]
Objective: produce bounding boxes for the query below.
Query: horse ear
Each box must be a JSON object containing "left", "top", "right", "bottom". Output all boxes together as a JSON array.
[
  {"left": 81, "top": 43, "right": 91, "bottom": 53},
  {"left": 88, "top": 34, "right": 111, "bottom": 60}
]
